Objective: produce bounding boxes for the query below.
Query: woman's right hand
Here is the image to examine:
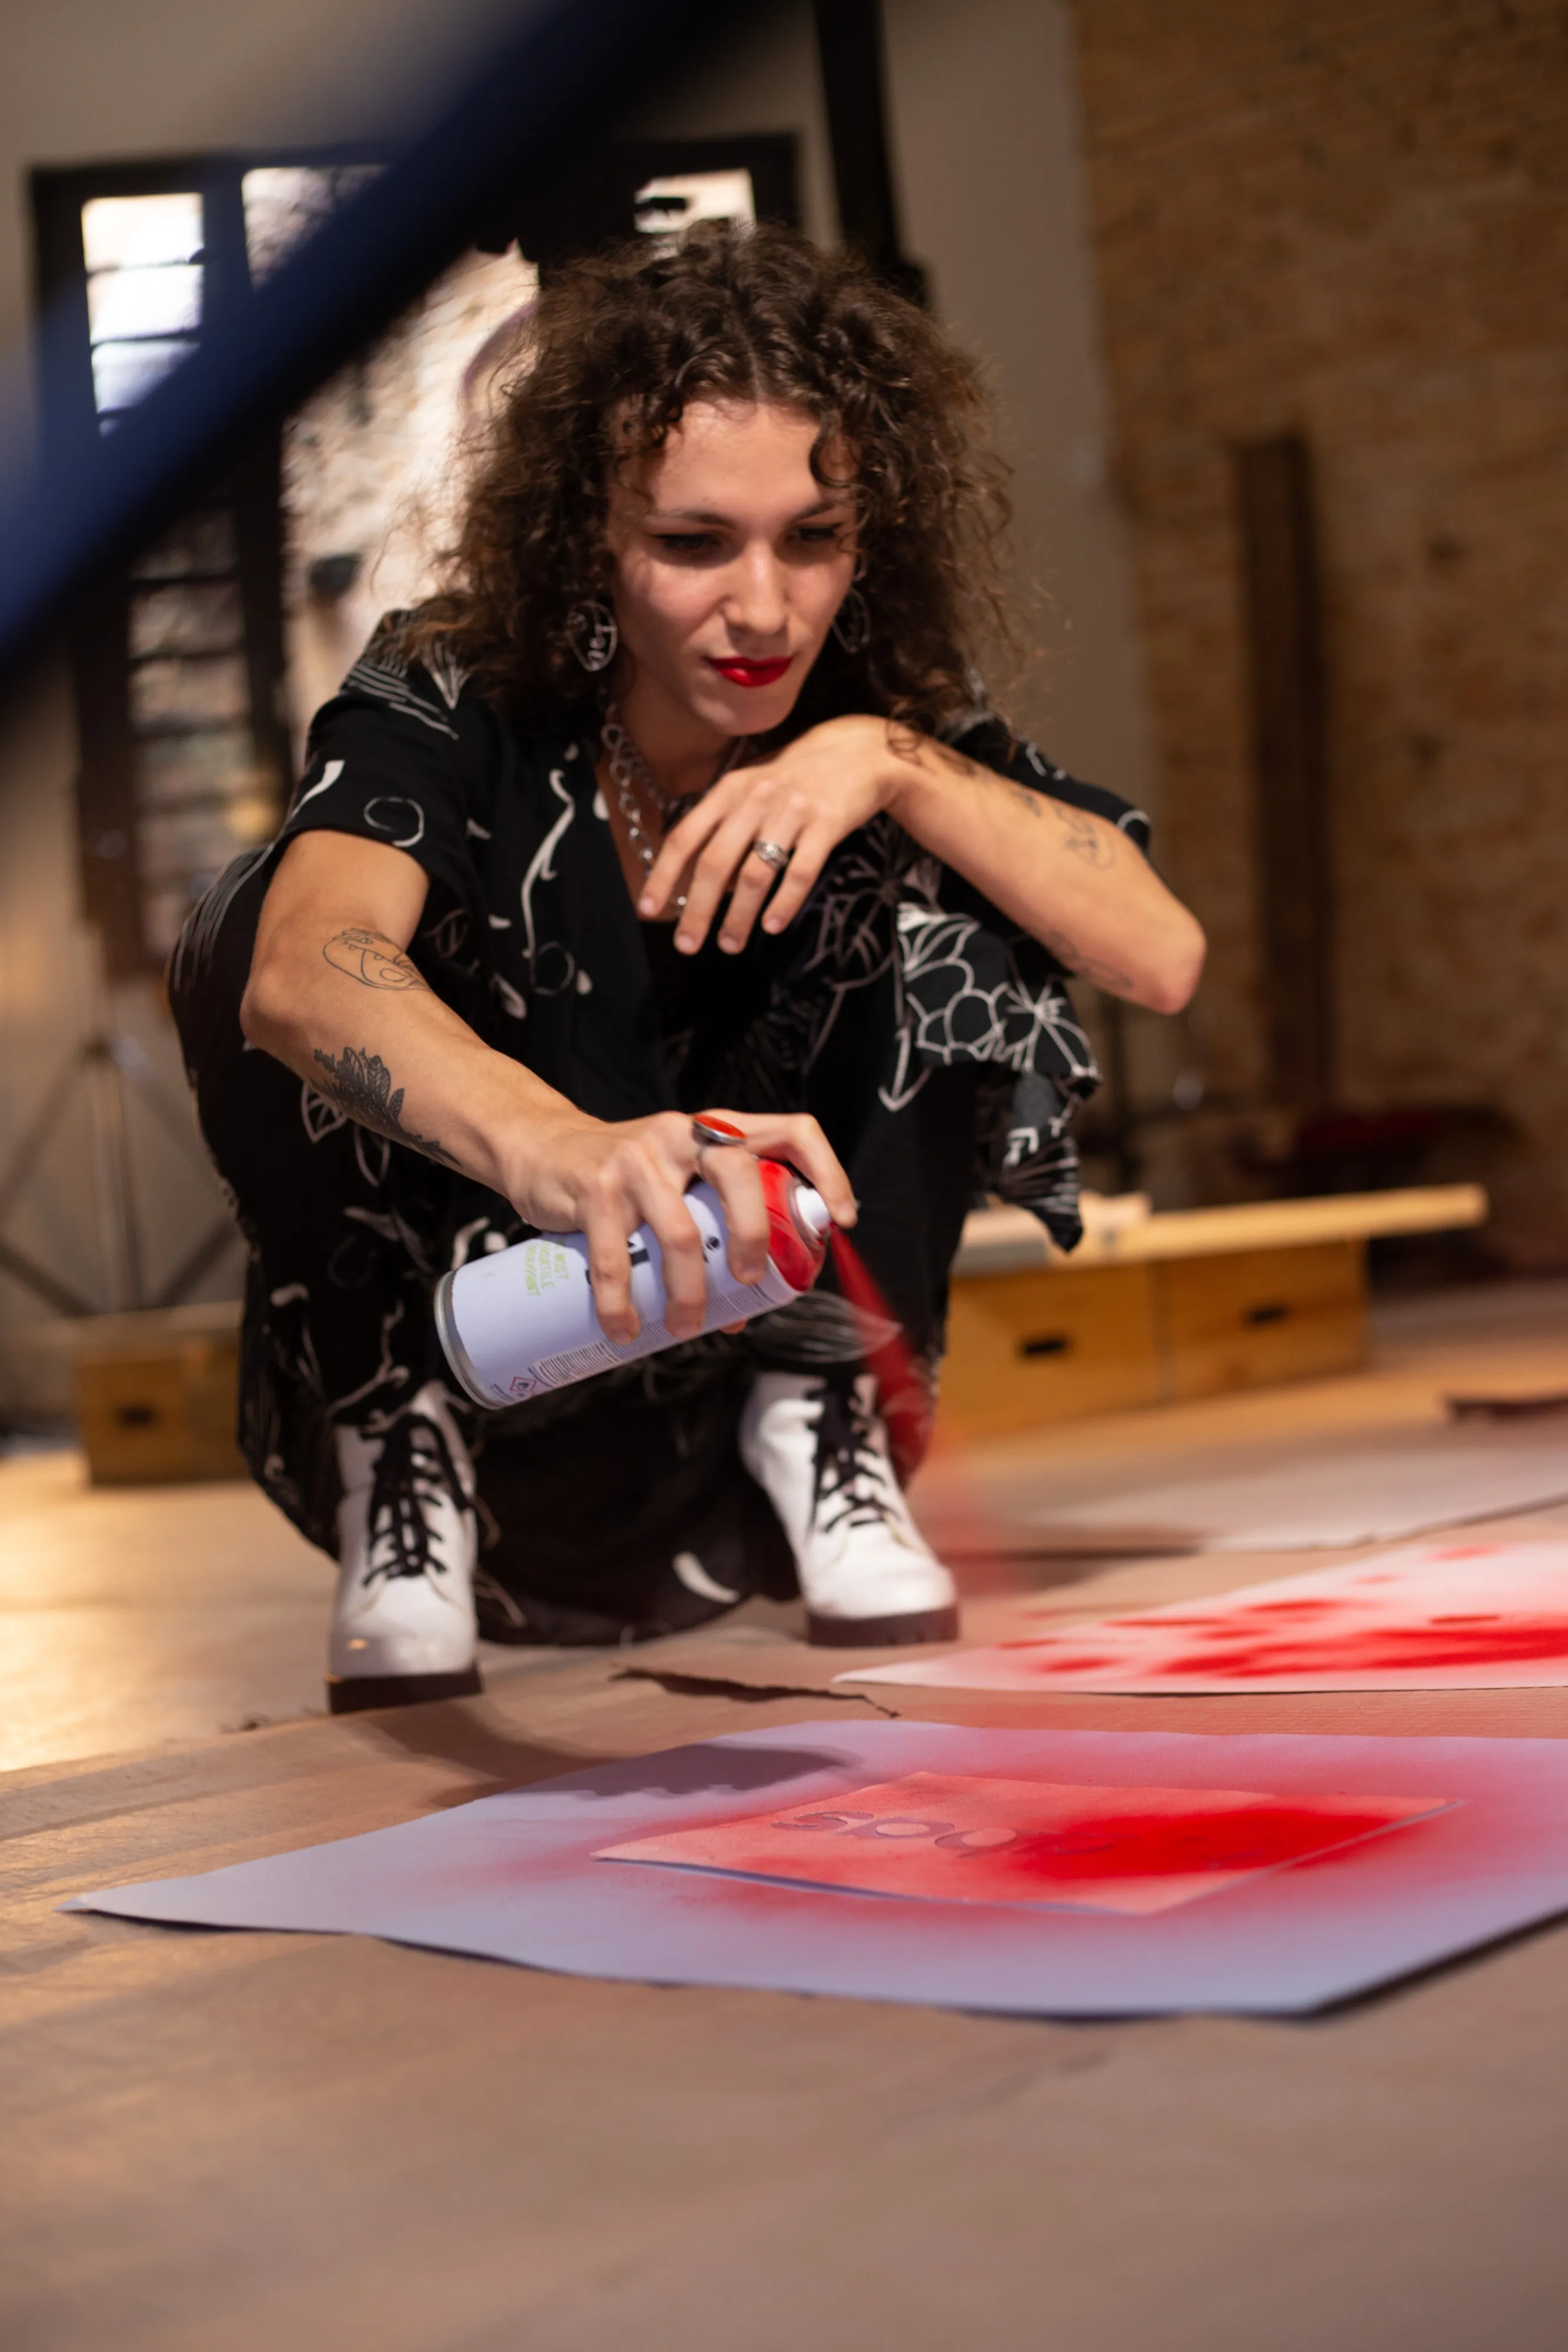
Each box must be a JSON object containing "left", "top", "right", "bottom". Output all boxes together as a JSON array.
[
  {"left": 504, "top": 1108, "right": 855, "bottom": 1345},
  {"left": 243, "top": 835, "right": 852, "bottom": 1345}
]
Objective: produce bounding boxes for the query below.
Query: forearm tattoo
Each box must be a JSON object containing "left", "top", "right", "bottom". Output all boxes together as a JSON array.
[
  {"left": 312, "top": 1044, "right": 460, "bottom": 1167},
  {"left": 937, "top": 747, "right": 1130, "bottom": 983},
  {"left": 931, "top": 741, "right": 1111, "bottom": 865},
  {"left": 1001, "top": 776, "right": 1113, "bottom": 866},
  {"left": 323, "top": 928, "right": 430, "bottom": 990},
  {"left": 1049, "top": 797, "right": 1115, "bottom": 867},
  {"left": 1039, "top": 925, "right": 1138, "bottom": 998}
]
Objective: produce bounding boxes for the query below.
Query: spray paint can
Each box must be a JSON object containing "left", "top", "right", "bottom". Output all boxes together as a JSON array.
[{"left": 434, "top": 1157, "right": 831, "bottom": 1408}]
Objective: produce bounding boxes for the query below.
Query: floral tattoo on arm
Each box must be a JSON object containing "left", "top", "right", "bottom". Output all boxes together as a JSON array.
[{"left": 311, "top": 1044, "right": 460, "bottom": 1167}]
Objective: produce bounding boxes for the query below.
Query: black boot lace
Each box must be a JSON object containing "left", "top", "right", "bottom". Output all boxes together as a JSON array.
[
  {"left": 810, "top": 1381, "right": 903, "bottom": 1541},
  {"left": 363, "top": 1413, "right": 467, "bottom": 1585}
]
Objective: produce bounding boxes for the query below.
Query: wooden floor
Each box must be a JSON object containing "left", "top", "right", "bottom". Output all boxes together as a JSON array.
[{"left": 6, "top": 1280, "right": 1568, "bottom": 2350}]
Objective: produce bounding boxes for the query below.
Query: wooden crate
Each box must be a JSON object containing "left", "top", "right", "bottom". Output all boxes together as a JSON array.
[
  {"left": 940, "top": 1261, "right": 1162, "bottom": 1439},
  {"left": 934, "top": 1186, "right": 1479, "bottom": 1439},
  {"left": 1154, "top": 1238, "right": 1366, "bottom": 1401},
  {"left": 75, "top": 1338, "right": 246, "bottom": 1486}
]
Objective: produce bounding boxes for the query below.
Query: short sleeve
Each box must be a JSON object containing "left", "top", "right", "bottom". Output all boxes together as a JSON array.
[{"left": 279, "top": 617, "right": 496, "bottom": 903}]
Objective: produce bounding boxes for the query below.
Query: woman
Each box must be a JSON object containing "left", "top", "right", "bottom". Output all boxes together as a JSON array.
[{"left": 170, "top": 223, "right": 1203, "bottom": 1712}]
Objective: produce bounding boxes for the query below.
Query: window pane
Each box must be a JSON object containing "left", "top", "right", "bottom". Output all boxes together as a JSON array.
[
  {"left": 131, "top": 510, "right": 237, "bottom": 580},
  {"left": 129, "top": 580, "right": 245, "bottom": 660},
  {"left": 130, "top": 654, "right": 249, "bottom": 730},
  {"left": 88, "top": 260, "right": 202, "bottom": 343},
  {"left": 134, "top": 709, "right": 282, "bottom": 961},
  {"left": 92, "top": 337, "right": 193, "bottom": 415},
  {"left": 633, "top": 170, "right": 755, "bottom": 243},
  {"left": 82, "top": 192, "right": 202, "bottom": 273},
  {"left": 134, "top": 727, "right": 265, "bottom": 807}
]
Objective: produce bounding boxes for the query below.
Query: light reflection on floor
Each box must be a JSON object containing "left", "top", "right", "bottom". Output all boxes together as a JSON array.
[{"left": 0, "top": 1448, "right": 327, "bottom": 1772}]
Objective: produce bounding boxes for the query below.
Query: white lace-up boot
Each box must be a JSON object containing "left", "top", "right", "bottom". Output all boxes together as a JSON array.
[
  {"left": 740, "top": 1370, "right": 959, "bottom": 1647},
  {"left": 327, "top": 1381, "right": 482, "bottom": 1712}
]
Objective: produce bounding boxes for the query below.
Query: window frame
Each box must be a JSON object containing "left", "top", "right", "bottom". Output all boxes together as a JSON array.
[
  {"left": 32, "top": 152, "right": 347, "bottom": 979},
  {"left": 31, "top": 133, "right": 802, "bottom": 980}
]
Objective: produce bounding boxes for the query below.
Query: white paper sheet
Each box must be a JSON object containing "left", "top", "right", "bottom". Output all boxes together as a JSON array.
[
  {"left": 62, "top": 1722, "right": 1568, "bottom": 2017},
  {"left": 842, "top": 1540, "right": 1568, "bottom": 1692},
  {"left": 1015, "top": 1439, "right": 1568, "bottom": 1553}
]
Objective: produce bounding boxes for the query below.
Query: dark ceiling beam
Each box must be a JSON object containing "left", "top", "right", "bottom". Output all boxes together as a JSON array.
[{"left": 811, "top": 0, "right": 926, "bottom": 304}]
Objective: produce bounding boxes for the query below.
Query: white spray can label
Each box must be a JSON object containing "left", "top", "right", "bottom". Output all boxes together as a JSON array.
[{"left": 434, "top": 1158, "right": 832, "bottom": 1408}]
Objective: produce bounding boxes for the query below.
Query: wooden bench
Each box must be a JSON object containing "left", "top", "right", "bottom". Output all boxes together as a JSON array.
[{"left": 939, "top": 1184, "right": 1488, "bottom": 1439}]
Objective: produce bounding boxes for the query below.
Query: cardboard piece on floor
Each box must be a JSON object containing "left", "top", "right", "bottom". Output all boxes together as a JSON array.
[
  {"left": 1017, "top": 1439, "right": 1568, "bottom": 1553},
  {"left": 599, "top": 1770, "right": 1451, "bottom": 1916},
  {"left": 842, "top": 1541, "right": 1568, "bottom": 1695},
  {"left": 62, "top": 1722, "right": 1568, "bottom": 2017}
]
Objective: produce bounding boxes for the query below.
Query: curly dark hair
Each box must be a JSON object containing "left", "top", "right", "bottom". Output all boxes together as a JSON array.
[{"left": 403, "top": 222, "right": 1017, "bottom": 732}]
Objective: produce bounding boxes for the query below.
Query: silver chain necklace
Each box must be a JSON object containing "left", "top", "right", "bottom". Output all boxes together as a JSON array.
[
  {"left": 601, "top": 703, "right": 680, "bottom": 880},
  {"left": 600, "top": 701, "right": 748, "bottom": 907}
]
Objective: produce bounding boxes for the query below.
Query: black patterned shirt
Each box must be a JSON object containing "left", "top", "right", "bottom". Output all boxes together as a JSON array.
[{"left": 266, "top": 620, "right": 1151, "bottom": 1248}]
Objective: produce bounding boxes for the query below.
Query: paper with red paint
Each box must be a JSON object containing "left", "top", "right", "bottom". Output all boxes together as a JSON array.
[
  {"left": 842, "top": 1541, "right": 1568, "bottom": 1693},
  {"left": 62, "top": 1723, "right": 1568, "bottom": 2016},
  {"left": 595, "top": 1770, "right": 1449, "bottom": 1915}
]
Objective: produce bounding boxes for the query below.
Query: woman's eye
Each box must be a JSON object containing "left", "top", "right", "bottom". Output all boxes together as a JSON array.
[
  {"left": 794, "top": 525, "right": 845, "bottom": 547},
  {"left": 651, "top": 533, "right": 718, "bottom": 557}
]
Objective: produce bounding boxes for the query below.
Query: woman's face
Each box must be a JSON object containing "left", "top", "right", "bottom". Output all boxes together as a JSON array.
[{"left": 605, "top": 399, "right": 858, "bottom": 746}]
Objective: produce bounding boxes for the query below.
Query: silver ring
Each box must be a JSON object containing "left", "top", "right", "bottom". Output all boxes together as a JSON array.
[
  {"left": 691, "top": 1118, "right": 745, "bottom": 1150},
  {"left": 750, "top": 838, "right": 793, "bottom": 873}
]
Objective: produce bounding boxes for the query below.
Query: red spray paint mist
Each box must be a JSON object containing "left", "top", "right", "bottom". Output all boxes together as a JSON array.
[
  {"left": 435, "top": 1124, "right": 1013, "bottom": 1595},
  {"left": 827, "top": 1230, "right": 929, "bottom": 1476},
  {"left": 827, "top": 1228, "right": 1010, "bottom": 1598}
]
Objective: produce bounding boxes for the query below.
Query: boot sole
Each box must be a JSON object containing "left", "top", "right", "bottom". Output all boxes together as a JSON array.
[
  {"left": 805, "top": 1605, "right": 960, "bottom": 1649},
  {"left": 326, "top": 1665, "right": 483, "bottom": 1714}
]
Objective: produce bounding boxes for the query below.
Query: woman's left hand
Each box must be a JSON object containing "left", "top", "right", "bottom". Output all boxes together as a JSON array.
[
  {"left": 638, "top": 715, "right": 897, "bottom": 954},
  {"left": 637, "top": 706, "right": 1208, "bottom": 1014}
]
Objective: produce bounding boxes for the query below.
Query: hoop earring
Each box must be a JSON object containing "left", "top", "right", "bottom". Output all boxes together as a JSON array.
[
  {"left": 565, "top": 600, "right": 618, "bottom": 674},
  {"left": 831, "top": 584, "right": 871, "bottom": 657}
]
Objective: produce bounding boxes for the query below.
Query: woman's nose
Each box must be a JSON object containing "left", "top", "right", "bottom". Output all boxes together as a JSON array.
[{"left": 725, "top": 550, "right": 789, "bottom": 640}]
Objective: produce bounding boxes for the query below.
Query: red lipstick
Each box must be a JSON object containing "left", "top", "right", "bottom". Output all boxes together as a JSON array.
[{"left": 707, "top": 657, "right": 793, "bottom": 689}]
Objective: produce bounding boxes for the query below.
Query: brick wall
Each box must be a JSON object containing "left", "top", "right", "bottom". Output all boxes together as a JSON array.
[{"left": 1069, "top": 0, "right": 1568, "bottom": 1259}]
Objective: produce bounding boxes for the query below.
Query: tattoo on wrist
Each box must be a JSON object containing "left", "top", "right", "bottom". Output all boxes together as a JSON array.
[
  {"left": 322, "top": 929, "right": 430, "bottom": 991},
  {"left": 909, "top": 734, "right": 987, "bottom": 791},
  {"left": 312, "top": 1044, "right": 459, "bottom": 1167}
]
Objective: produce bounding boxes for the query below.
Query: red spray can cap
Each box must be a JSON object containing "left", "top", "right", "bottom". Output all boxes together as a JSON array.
[
  {"left": 758, "top": 1158, "right": 831, "bottom": 1295},
  {"left": 693, "top": 1117, "right": 831, "bottom": 1297}
]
